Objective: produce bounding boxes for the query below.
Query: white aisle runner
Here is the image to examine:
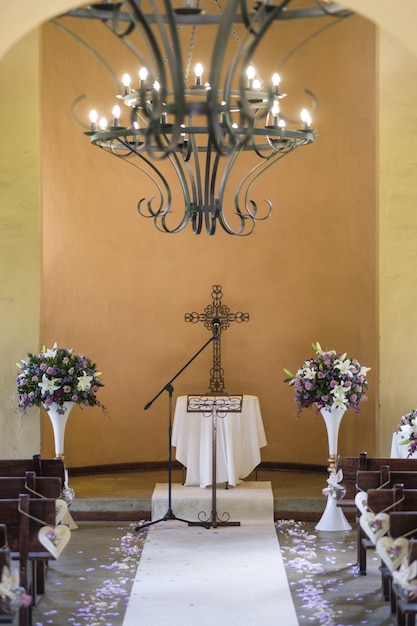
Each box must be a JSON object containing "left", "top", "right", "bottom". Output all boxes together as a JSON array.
[{"left": 123, "top": 483, "right": 298, "bottom": 626}]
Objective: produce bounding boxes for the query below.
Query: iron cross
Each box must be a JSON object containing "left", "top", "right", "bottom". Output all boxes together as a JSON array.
[{"left": 185, "top": 285, "right": 249, "bottom": 392}]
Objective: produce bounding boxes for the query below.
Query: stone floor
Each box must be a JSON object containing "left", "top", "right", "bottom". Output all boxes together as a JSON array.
[{"left": 12, "top": 469, "right": 399, "bottom": 625}]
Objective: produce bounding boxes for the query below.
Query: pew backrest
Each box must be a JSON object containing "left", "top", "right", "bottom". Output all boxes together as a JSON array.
[
  {"left": 0, "top": 472, "right": 61, "bottom": 499},
  {"left": 357, "top": 469, "right": 417, "bottom": 492},
  {"left": 0, "top": 494, "right": 56, "bottom": 559},
  {"left": 367, "top": 486, "right": 417, "bottom": 513},
  {"left": 389, "top": 512, "right": 417, "bottom": 539}
]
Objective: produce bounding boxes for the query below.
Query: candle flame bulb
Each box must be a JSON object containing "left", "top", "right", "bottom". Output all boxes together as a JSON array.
[
  {"left": 139, "top": 67, "right": 148, "bottom": 87},
  {"left": 246, "top": 65, "right": 256, "bottom": 88},
  {"left": 89, "top": 109, "right": 98, "bottom": 132},
  {"left": 246, "top": 66, "right": 256, "bottom": 80},
  {"left": 272, "top": 73, "right": 280, "bottom": 95},
  {"left": 99, "top": 117, "right": 108, "bottom": 130},
  {"left": 194, "top": 63, "right": 204, "bottom": 86},
  {"left": 112, "top": 105, "right": 121, "bottom": 126},
  {"left": 270, "top": 101, "right": 280, "bottom": 126},
  {"left": 122, "top": 73, "right": 131, "bottom": 95},
  {"left": 301, "top": 108, "right": 312, "bottom": 129}
]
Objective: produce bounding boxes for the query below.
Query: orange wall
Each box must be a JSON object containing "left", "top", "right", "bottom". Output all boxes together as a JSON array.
[{"left": 40, "top": 12, "right": 377, "bottom": 467}]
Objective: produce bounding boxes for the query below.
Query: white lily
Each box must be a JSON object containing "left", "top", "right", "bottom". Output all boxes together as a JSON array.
[
  {"left": 399, "top": 424, "right": 414, "bottom": 441},
  {"left": 38, "top": 374, "right": 61, "bottom": 394},
  {"left": 330, "top": 383, "right": 347, "bottom": 399},
  {"left": 331, "top": 396, "right": 347, "bottom": 410},
  {"left": 77, "top": 372, "right": 93, "bottom": 392},
  {"left": 43, "top": 342, "right": 58, "bottom": 359},
  {"left": 334, "top": 358, "right": 352, "bottom": 376}
]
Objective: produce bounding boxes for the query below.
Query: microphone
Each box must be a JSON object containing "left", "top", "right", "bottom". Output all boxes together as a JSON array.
[{"left": 212, "top": 317, "right": 221, "bottom": 338}]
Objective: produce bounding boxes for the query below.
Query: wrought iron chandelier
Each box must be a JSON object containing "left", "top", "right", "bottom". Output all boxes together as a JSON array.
[{"left": 59, "top": 0, "right": 351, "bottom": 235}]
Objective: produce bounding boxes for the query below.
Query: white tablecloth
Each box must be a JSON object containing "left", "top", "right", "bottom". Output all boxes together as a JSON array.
[
  {"left": 172, "top": 394, "right": 267, "bottom": 488},
  {"left": 390, "top": 432, "right": 417, "bottom": 458}
]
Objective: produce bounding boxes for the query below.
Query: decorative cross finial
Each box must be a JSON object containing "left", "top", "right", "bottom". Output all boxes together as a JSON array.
[{"left": 185, "top": 285, "right": 249, "bottom": 392}]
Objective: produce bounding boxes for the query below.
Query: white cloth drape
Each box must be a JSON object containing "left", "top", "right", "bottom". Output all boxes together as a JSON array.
[
  {"left": 390, "top": 432, "right": 417, "bottom": 458},
  {"left": 172, "top": 395, "right": 267, "bottom": 488}
]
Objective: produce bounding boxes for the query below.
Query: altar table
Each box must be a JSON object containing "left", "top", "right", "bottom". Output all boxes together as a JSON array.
[
  {"left": 172, "top": 394, "right": 267, "bottom": 488},
  {"left": 391, "top": 432, "right": 417, "bottom": 459}
]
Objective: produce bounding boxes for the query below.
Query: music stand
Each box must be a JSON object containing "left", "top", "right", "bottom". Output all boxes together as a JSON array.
[{"left": 186, "top": 394, "right": 243, "bottom": 529}]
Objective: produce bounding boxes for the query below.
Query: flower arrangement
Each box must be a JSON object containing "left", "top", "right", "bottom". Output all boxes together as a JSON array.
[
  {"left": 396, "top": 409, "right": 417, "bottom": 457},
  {"left": 284, "top": 341, "right": 370, "bottom": 415},
  {"left": 16, "top": 343, "right": 104, "bottom": 414}
]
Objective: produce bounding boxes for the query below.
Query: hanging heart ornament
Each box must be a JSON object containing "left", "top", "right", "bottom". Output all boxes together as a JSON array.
[
  {"left": 376, "top": 536, "right": 409, "bottom": 571},
  {"left": 359, "top": 512, "right": 390, "bottom": 543},
  {"left": 38, "top": 525, "right": 71, "bottom": 558},
  {"left": 393, "top": 559, "right": 417, "bottom": 590},
  {"left": 0, "top": 565, "right": 19, "bottom": 598},
  {"left": 355, "top": 492, "right": 370, "bottom": 515},
  {"left": 55, "top": 499, "right": 68, "bottom": 525}
]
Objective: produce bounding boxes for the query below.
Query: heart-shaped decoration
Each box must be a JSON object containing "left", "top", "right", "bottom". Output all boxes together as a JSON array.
[
  {"left": 38, "top": 525, "right": 71, "bottom": 558},
  {"left": 55, "top": 499, "right": 68, "bottom": 525},
  {"left": 393, "top": 559, "right": 417, "bottom": 588},
  {"left": 355, "top": 491, "right": 370, "bottom": 515},
  {"left": 61, "top": 510, "right": 78, "bottom": 530},
  {"left": 376, "top": 536, "right": 409, "bottom": 571},
  {"left": 0, "top": 565, "right": 19, "bottom": 598},
  {"left": 359, "top": 511, "right": 390, "bottom": 544}
]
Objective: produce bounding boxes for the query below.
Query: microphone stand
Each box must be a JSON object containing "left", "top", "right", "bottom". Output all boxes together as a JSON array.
[{"left": 135, "top": 332, "right": 217, "bottom": 531}]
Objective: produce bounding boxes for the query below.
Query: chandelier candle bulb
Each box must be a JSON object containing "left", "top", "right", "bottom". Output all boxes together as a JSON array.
[
  {"left": 271, "top": 101, "right": 280, "bottom": 127},
  {"left": 246, "top": 65, "right": 256, "bottom": 88},
  {"left": 301, "top": 108, "right": 312, "bottom": 130},
  {"left": 122, "top": 73, "right": 131, "bottom": 95},
  {"left": 138, "top": 67, "right": 148, "bottom": 88},
  {"left": 89, "top": 109, "right": 98, "bottom": 132},
  {"left": 99, "top": 117, "right": 107, "bottom": 130},
  {"left": 272, "top": 73, "right": 281, "bottom": 95},
  {"left": 112, "top": 105, "right": 121, "bottom": 127},
  {"left": 194, "top": 63, "right": 204, "bottom": 86}
]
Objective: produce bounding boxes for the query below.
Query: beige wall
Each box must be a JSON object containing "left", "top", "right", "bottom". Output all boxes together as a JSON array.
[
  {"left": 0, "top": 30, "right": 41, "bottom": 458},
  {"left": 378, "top": 32, "right": 417, "bottom": 453},
  {"left": 39, "top": 11, "right": 377, "bottom": 467},
  {"left": 0, "top": 1, "right": 416, "bottom": 467}
]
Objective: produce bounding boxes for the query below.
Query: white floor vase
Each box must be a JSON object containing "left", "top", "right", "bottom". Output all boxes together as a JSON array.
[
  {"left": 43, "top": 401, "right": 74, "bottom": 458},
  {"left": 315, "top": 406, "right": 351, "bottom": 532}
]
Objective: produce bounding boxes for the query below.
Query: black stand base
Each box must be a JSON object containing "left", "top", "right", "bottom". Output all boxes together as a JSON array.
[
  {"left": 135, "top": 507, "right": 194, "bottom": 531},
  {"left": 189, "top": 518, "right": 240, "bottom": 528}
]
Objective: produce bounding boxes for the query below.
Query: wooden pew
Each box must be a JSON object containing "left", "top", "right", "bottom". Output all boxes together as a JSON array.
[
  {"left": 357, "top": 469, "right": 417, "bottom": 492},
  {"left": 0, "top": 471, "right": 63, "bottom": 601},
  {"left": 358, "top": 486, "right": 417, "bottom": 576},
  {"left": 337, "top": 453, "right": 417, "bottom": 509},
  {"left": 381, "top": 513, "right": 417, "bottom": 614},
  {"left": 0, "top": 456, "right": 65, "bottom": 485},
  {"left": 0, "top": 524, "right": 14, "bottom": 624},
  {"left": 0, "top": 472, "right": 61, "bottom": 500},
  {"left": 393, "top": 538, "right": 417, "bottom": 626},
  {"left": 0, "top": 494, "right": 57, "bottom": 621}
]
